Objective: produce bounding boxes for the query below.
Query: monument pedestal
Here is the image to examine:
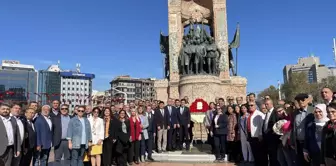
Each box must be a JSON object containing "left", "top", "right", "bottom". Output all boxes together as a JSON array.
[{"left": 154, "top": 75, "right": 247, "bottom": 103}]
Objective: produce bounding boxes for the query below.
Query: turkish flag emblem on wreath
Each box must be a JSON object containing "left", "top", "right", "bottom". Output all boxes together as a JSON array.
[{"left": 189, "top": 98, "right": 209, "bottom": 113}]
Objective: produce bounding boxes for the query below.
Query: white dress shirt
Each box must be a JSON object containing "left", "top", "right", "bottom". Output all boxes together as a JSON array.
[
  {"left": 43, "top": 115, "right": 52, "bottom": 130},
  {"left": 263, "top": 107, "right": 274, "bottom": 132},
  {"left": 249, "top": 110, "right": 265, "bottom": 138},
  {"left": 1, "top": 115, "right": 14, "bottom": 145},
  {"left": 214, "top": 115, "right": 220, "bottom": 126}
]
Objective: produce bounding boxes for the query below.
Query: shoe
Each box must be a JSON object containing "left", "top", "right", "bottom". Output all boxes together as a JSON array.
[
  {"left": 147, "top": 157, "right": 155, "bottom": 162},
  {"left": 158, "top": 150, "right": 162, "bottom": 153},
  {"left": 163, "top": 150, "right": 167, "bottom": 152},
  {"left": 141, "top": 156, "right": 145, "bottom": 162}
]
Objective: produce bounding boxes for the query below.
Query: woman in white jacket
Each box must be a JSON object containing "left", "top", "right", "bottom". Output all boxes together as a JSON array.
[
  {"left": 88, "top": 107, "right": 105, "bottom": 166},
  {"left": 239, "top": 105, "right": 254, "bottom": 163}
]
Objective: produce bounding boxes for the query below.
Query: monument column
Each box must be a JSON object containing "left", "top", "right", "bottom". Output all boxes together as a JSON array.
[
  {"left": 213, "top": 0, "right": 230, "bottom": 79},
  {"left": 168, "top": 0, "right": 182, "bottom": 99}
]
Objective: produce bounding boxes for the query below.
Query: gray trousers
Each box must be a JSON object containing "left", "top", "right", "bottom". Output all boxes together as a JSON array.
[
  {"left": 54, "top": 140, "right": 70, "bottom": 166},
  {"left": 157, "top": 128, "right": 167, "bottom": 151},
  {"left": 325, "top": 157, "right": 336, "bottom": 166},
  {"left": 1, "top": 146, "right": 13, "bottom": 166}
]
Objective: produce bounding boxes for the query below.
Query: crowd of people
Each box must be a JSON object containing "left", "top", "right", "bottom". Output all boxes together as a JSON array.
[{"left": 0, "top": 87, "right": 336, "bottom": 166}]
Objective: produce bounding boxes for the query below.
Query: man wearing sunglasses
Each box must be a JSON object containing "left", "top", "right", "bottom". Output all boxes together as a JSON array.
[{"left": 54, "top": 104, "right": 72, "bottom": 166}]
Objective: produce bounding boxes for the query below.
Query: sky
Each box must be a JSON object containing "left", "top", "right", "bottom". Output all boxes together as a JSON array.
[{"left": 0, "top": 0, "right": 335, "bottom": 93}]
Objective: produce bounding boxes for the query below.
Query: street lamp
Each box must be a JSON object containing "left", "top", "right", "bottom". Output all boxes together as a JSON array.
[{"left": 111, "top": 88, "right": 128, "bottom": 105}]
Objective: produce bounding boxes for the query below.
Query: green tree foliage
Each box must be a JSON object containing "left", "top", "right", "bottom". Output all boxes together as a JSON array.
[{"left": 258, "top": 85, "right": 279, "bottom": 101}]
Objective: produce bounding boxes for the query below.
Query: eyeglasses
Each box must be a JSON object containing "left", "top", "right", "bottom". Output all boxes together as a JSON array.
[
  {"left": 61, "top": 108, "right": 68, "bottom": 110},
  {"left": 78, "top": 110, "right": 85, "bottom": 113},
  {"left": 249, "top": 105, "right": 254, "bottom": 107}
]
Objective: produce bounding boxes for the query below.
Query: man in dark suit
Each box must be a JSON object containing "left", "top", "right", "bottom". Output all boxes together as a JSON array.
[
  {"left": 53, "top": 104, "right": 71, "bottom": 166},
  {"left": 290, "top": 94, "right": 314, "bottom": 166},
  {"left": 154, "top": 101, "right": 169, "bottom": 153},
  {"left": 10, "top": 103, "right": 25, "bottom": 166},
  {"left": 165, "top": 98, "right": 178, "bottom": 151},
  {"left": 145, "top": 105, "right": 155, "bottom": 161},
  {"left": 49, "top": 101, "right": 64, "bottom": 165},
  {"left": 20, "top": 108, "right": 36, "bottom": 166},
  {"left": 262, "top": 99, "right": 280, "bottom": 166},
  {"left": 34, "top": 105, "right": 53, "bottom": 166},
  {"left": 177, "top": 99, "right": 191, "bottom": 150},
  {"left": 0, "top": 102, "right": 21, "bottom": 166}
]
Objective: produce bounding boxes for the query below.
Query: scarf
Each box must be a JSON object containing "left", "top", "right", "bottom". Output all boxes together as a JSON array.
[{"left": 314, "top": 104, "right": 329, "bottom": 123}]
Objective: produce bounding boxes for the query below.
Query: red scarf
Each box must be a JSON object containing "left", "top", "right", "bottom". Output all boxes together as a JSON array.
[
  {"left": 247, "top": 110, "right": 255, "bottom": 133},
  {"left": 129, "top": 117, "right": 141, "bottom": 141}
]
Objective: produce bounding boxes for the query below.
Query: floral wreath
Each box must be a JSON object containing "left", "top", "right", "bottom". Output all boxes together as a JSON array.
[{"left": 189, "top": 98, "right": 209, "bottom": 113}]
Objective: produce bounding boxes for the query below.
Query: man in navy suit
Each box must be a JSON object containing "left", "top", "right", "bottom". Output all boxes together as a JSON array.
[
  {"left": 177, "top": 99, "right": 191, "bottom": 150},
  {"left": 34, "top": 105, "right": 53, "bottom": 166},
  {"left": 20, "top": 108, "right": 36, "bottom": 166},
  {"left": 165, "top": 98, "right": 178, "bottom": 151}
]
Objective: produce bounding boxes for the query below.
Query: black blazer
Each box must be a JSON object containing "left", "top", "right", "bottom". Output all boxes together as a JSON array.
[
  {"left": 147, "top": 112, "right": 156, "bottom": 133},
  {"left": 22, "top": 119, "right": 36, "bottom": 149},
  {"left": 211, "top": 114, "right": 228, "bottom": 135},
  {"left": 154, "top": 108, "right": 169, "bottom": 129},
  {"left": 115, "top": 119, "right": 131, "bottom": 154},
  {"left": 107, "top": 119, "right": 118, "bottom": 140},
  {"left": 177, "top": 106, "right": 191, "bottom": 126},
  {"left": 263, "top": 109, "right": 280, "bottom": 144},
  {"left": 51, "top": 113, "right": 62, "bottom": 147}
]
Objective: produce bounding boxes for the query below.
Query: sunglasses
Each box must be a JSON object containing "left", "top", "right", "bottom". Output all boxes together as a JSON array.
[
  {"left": 61, "top": 108, "right": 68, "bottom": 110},
  {"left": 78, "top": 110, "right": 85, "bottom": 113}
]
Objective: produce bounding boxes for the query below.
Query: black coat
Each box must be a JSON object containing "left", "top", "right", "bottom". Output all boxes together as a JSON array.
[
  {"left": 263, "top": 109, "right": 281, "bottom": 145},
  {"left": 147, "top": 112, "right": 156, "bottom": 133},
  {"left": 177, "top": 106, "right": 191, "bottom": 126},
  {"left": 211, "top": 114, "right": 228, "bottom": 135},
  {"left": 22, "top": 119, "right": 36, "bottom": 149},
  {"left": 50, "top": 113, "right": 62, "bottom": 147},
  {"left": 115, "top": 119, "right": 130, "bottom": 154}
]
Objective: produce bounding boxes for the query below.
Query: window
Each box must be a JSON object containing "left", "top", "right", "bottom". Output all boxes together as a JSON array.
[
  {"left": 63, "top": 82, "right": 65, "bottom": 85},
  {"left": 63, "top": 88, "right": 65, "bottom": 90},
  {"left": 68, "top": 88, "right": 70, "bottom": 90},
  {"left": 76, "top": 88, "right": 79, "bottom": 91},
  {"left": 72, "top": 82, "right": 74, "bottom": 85},
  {"left": 81, "top": 82, "right": 83, "bottom": 85},
  {"left": 68, "top": 82, "right": 70, "bottom": 85},
  {"left": 85, "top": 83, "right": 87, "bottom": 86},
  {"left": 85, "top": 88, "right": 87, "bottom": 91},
  {"left": 77, "top": 82, "right": 79, "bottom": 85},
  {"left": 72, "top": 88, "right": 74, "bottom": 90}
]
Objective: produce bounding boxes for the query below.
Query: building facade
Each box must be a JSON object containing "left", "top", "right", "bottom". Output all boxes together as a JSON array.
[
  {"left": 110, "top": 75, "right": 156, "bottom": 103},
  {"left": 60, "top": 71, "right": 95, "bottom": 110},
  {"left": 283, "top": 55, "right": 333, "bottom": 83},
  {"left": 0, "top": 60, "right": 38, "bottom": 103},
  {"left": 38, "top": 71, "right": 61, "bottom": 105}
]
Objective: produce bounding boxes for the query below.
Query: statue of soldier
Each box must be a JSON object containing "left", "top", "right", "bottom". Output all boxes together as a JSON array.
[
  {"left": 206, "top": 37, "right": 220, "bottom": 74},
  {"left": 228, "top": 49, "right": 236, "bottom": 76},
  {"left": 194, "top": 39, "right": 207, "bottom": 74},
  {"left": 179, "top": 40, "right": 193, "bottom": 75}
]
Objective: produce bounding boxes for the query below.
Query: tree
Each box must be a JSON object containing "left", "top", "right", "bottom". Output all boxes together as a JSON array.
[
  {"left": 258, "top": 85, "right": 279, "bottom": 101},
  {"left": 319, "top": 76, "right": 336, "bottom": 92},
  {"left": 281, "top": 72, "right": 318, "bottom": 102}
]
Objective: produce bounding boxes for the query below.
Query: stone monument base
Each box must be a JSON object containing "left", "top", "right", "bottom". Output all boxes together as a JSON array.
[{"left": 154, "top": 75, "right": 247, "bottom": 103}]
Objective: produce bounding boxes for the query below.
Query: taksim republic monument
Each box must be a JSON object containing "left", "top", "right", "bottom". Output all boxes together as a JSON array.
[{"left": 154, "top": 0, "right": 247, "bottom": 104}]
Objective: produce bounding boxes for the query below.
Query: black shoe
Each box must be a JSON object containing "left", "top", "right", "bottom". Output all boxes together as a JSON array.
[
  {"left": 147, "top": 157, "right": 155, "bottom": 162},
  {"left": 158, "top": 150, "right": 162, "bottom": 153}
]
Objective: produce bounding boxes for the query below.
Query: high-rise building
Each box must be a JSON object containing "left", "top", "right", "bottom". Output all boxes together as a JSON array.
[
  {"left": 283, "top": 55, "right": 332, "bottom": 83},
  {"left": 110, "top": 75, "right": 156, "bottom": 103},
  {"left": 0, "top": 60, "right": 38, "bottom": 103},
  {"left": 38, "top": 65, "right": 62, "bottom": 105},
  {"left": 60, "top": 71, "right": 95, "bottom": 110}
]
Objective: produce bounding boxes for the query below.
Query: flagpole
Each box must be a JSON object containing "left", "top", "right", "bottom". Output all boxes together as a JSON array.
[{"left": 235, "top": 47, "right": 238, "bottom": 76}]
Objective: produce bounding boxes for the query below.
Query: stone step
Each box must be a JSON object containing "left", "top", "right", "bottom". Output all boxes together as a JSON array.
[{"left": 152, "top": 151, "right": 220, "bottom": 163}]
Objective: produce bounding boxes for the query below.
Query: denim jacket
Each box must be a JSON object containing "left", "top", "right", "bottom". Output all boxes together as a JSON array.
[{"left": 67, "top": 116, "right": 92, "bottom": 149}]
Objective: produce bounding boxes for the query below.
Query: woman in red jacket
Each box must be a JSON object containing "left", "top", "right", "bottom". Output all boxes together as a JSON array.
[{"left": 127, "top": 108, "right": 142, "bottom": 165}]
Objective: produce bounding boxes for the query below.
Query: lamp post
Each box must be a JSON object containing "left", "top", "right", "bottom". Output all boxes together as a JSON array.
[{"left": 111, "top": 88, "right": 128, "bottom": 105}]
